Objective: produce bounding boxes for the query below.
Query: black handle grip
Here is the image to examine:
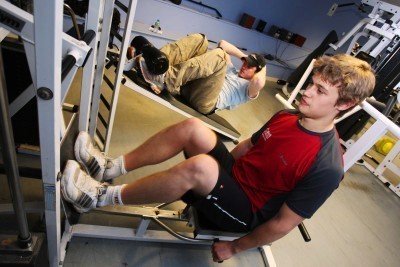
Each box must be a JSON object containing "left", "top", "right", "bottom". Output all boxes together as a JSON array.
[
  {"left": 61, "top": 55, "right": 76, "bottom": 81},
  {"left": 298, "top": 222, "right": 311, "bottom": 242},
  {"left": 81, "top": 30, "right": 96, "bottom": 45},
  {"left": 81, "top": 30, "right": 96, "bottom": 67}
]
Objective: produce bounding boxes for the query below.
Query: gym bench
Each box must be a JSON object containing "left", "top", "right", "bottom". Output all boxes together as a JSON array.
[{"left": 104, "top": 50, "right": 241, "bottom": 144}]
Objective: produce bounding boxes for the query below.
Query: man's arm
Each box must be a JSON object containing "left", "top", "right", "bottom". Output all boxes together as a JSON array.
[
  {"left": 230, "top": 138, "right": 253, "bottom": 159},
  {"left": 248, "top": 66, "right": 266, "bottom": 98},
  {"left": 218, "top": 40, "right": 266, "bottom": 99},
  {"left": 218, "top": 39, "right": 247, "bottom": 63},
  {"left": 212, "top": 203, "right": 304, "bottom": 262}
]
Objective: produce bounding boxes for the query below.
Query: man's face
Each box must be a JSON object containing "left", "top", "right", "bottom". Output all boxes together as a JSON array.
[
  {"left": 238, "top": 61, "right": 257, "bottom": 80},
  {"left": 298, "top": 74, "right": 342, "bottom": 120}
]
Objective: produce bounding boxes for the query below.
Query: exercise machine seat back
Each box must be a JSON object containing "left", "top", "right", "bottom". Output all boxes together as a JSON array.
[{"left": 286, "top": 30, "right": 338, "bottom": 87}]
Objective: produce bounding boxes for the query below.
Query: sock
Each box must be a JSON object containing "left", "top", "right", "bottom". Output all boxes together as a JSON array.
[
  {"left": 97, "top": 184, "right": 126, "bottom": 207},
  {"left": 103, "top": 156, "right": 127, "bottom": 180}
]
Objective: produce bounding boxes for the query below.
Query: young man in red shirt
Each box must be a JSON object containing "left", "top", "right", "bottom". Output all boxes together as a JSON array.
[{"left": 61, "top": 54, "right": 375, "bottom": 262}]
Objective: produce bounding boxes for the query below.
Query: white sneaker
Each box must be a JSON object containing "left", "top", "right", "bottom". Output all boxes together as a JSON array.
[
  {"left": 74, "top": 131, "right": 112, "bottom": 182},
  {"left": 61, "top": 160, "right": 108, "bottom": 213}
]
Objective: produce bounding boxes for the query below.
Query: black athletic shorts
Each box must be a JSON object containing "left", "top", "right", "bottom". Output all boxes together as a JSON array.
[{"left": 181, "top": 138, "right": 253, "bottom": 232}]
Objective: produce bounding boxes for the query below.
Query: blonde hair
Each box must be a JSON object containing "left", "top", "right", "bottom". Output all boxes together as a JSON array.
[{"left": 313, "top": 54, "right": 376, "bottom": 117}]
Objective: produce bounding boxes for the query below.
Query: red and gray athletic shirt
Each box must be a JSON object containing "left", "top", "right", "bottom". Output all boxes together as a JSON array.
[{"left": 232, "top": 110, "right": 344, "bottom": 227}]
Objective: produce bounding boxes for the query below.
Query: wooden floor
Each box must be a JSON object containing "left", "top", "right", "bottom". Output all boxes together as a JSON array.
[{"left": 1, "top": 78, "right": 400, "bottom": 266}]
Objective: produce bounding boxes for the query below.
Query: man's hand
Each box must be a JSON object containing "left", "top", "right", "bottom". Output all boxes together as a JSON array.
[
  {"left": 211, "top": 240, "right": 238, "bottom": 262},
  {"left": 218, "top": 40, "right": 247, "bottom": 61},
  {"left": 211, "top": 204, "right": 304, "bottom": 262}
]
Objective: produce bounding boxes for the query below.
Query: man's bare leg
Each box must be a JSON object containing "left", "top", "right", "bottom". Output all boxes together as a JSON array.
[
  {"left": 123, "top": 118, "right": 217, "bottom": 171},
  {"left": 121, "top": 154, "right": 219, "bottom": 204},
  {"left": 61, "top": 118, "right": 220, "bottom": 212},
  {"left": 73, "top": 118, "right": 217, "bottom": 182}
]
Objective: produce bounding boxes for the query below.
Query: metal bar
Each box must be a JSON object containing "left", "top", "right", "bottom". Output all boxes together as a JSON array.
[
  {"left": 287, "top": 59, "right": 315, "bottom": 104},
  {"left": 259, "top": 245, "right": 277, "bottom": 267},
  {"left": 63, "top": 3, "right": 81, "bottom": 40},
  {"left": 186, "top": 0, "right": 222, "bottom": 18},
  {"left": 110, "top": 28, "right": 123, "bottom": 42},
  {"left": 0, "top": 0, "right": 34, "bottom": 44},
  {"left": 343, "top": 119, "right": 388, "bottom": 172},
  {"left": 151, "top": 217, "right": 213, "bottom": 244},
  {"left": 33, "top": 1, "right": 63, "bottom": 266},
  {"left": 135, "top": 218, "right": 151, "bottom": 237},
  {"left": 71, "top": 224, "right": 206, "bottom": 244},
  {"left": 104, "top": 0, "right": 138, "bottom": 153},
  {"left": 100, "top": 94, "right": 111, "bottom": 110},
  {"left": 115, "top": 0, "right": 128, "bottom": 13},
  {"left": 96, "top": 128, "right": 105, "bottom": 144},
  {"left": 298, "top": 222, "right": 311, "bottom": 242},
  {"left": 9, "top": 84, "right": 35, "bottom": 117},
  {"left": 61, "top": 55, "right": 77, "bottom": 81},
  {"left": 97, "top": 111, "right": 108, "bottom": 127},
  {"left": 94, "top": 205, "right": 184, "bottom": 221},
  {"left": 79, "top": 0, "right": 103, "bottom": 132},
  {"left": 103, "top": 74, "right": 115, "bottom": 90},
  {"left": 0, "top": 45, "right": 32, "bottom": 248},
  {"left": 329, "top": 18, "right": 372, "bottom": 50},
  {"left": 88, "top": 0, "right": 115, "bottom": 140}
]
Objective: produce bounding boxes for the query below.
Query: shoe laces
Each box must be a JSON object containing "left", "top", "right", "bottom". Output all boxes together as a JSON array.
[
  {"left": 105, "top": 158, "right": 114, "bottom": 169},
  {"left": 97, "top": 183, "right": 108, "bottom": 196},
  {"left": 91, "top": 148, "right": 113, "bottom": 169}
]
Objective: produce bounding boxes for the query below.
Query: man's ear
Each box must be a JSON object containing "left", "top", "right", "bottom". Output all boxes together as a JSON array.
[{"left": 336, "top": 100, "right": 356, "bottom": 111}]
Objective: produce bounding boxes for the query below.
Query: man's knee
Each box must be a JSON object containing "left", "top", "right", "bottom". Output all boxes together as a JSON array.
[
  {"left": 178, "top": 155, "right": 219, "bottom": 193},
  {"left": 176, "top": 118, "right": 217, "bottom": 155},
  {"left": 185, "top": 33, "right": 208, "bottom": 56},
  {"left": 213, "top": 47, "right": 227, "bottom": 61},
  {"left": 178, "top": 118, "right": 207, "bottom": 134},
  {"left": 187, "top": 33, "right": 207, "bottom": 44},
  {"left": 186, "top": 155, "right": 217, "bottom": 175},
  {"left": 181, "top": 117, "right": 202, "bottom": 127}
]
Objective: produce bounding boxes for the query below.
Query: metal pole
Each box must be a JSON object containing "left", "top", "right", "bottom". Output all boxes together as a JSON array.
[{"left": 0, "top": 45, "right": 32, "bottom": 248}]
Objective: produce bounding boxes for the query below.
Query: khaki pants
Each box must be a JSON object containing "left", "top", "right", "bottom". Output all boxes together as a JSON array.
[{"left": 160, "top": 34, "right": 227, "bottom": 114}]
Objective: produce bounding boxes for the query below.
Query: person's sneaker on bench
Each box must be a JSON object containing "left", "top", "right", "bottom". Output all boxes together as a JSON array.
[
  {"left": 75, "top": 131, "right": 126, "bottom": 182},
  {"left": 61, "top": 160, "right": 108, "bottom": 213}
]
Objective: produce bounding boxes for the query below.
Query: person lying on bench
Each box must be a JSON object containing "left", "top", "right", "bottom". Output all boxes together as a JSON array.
[
  {"left": 129, "top": 33, "right": 266, "bottom": 114},
  {"left": 61, "top": 54, "right": 375, "bottom": 262}
]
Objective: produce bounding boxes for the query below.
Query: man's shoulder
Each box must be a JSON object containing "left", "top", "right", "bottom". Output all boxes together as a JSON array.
[{"left": 270, "top": 109, "right": 300, "bottom": 121}]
